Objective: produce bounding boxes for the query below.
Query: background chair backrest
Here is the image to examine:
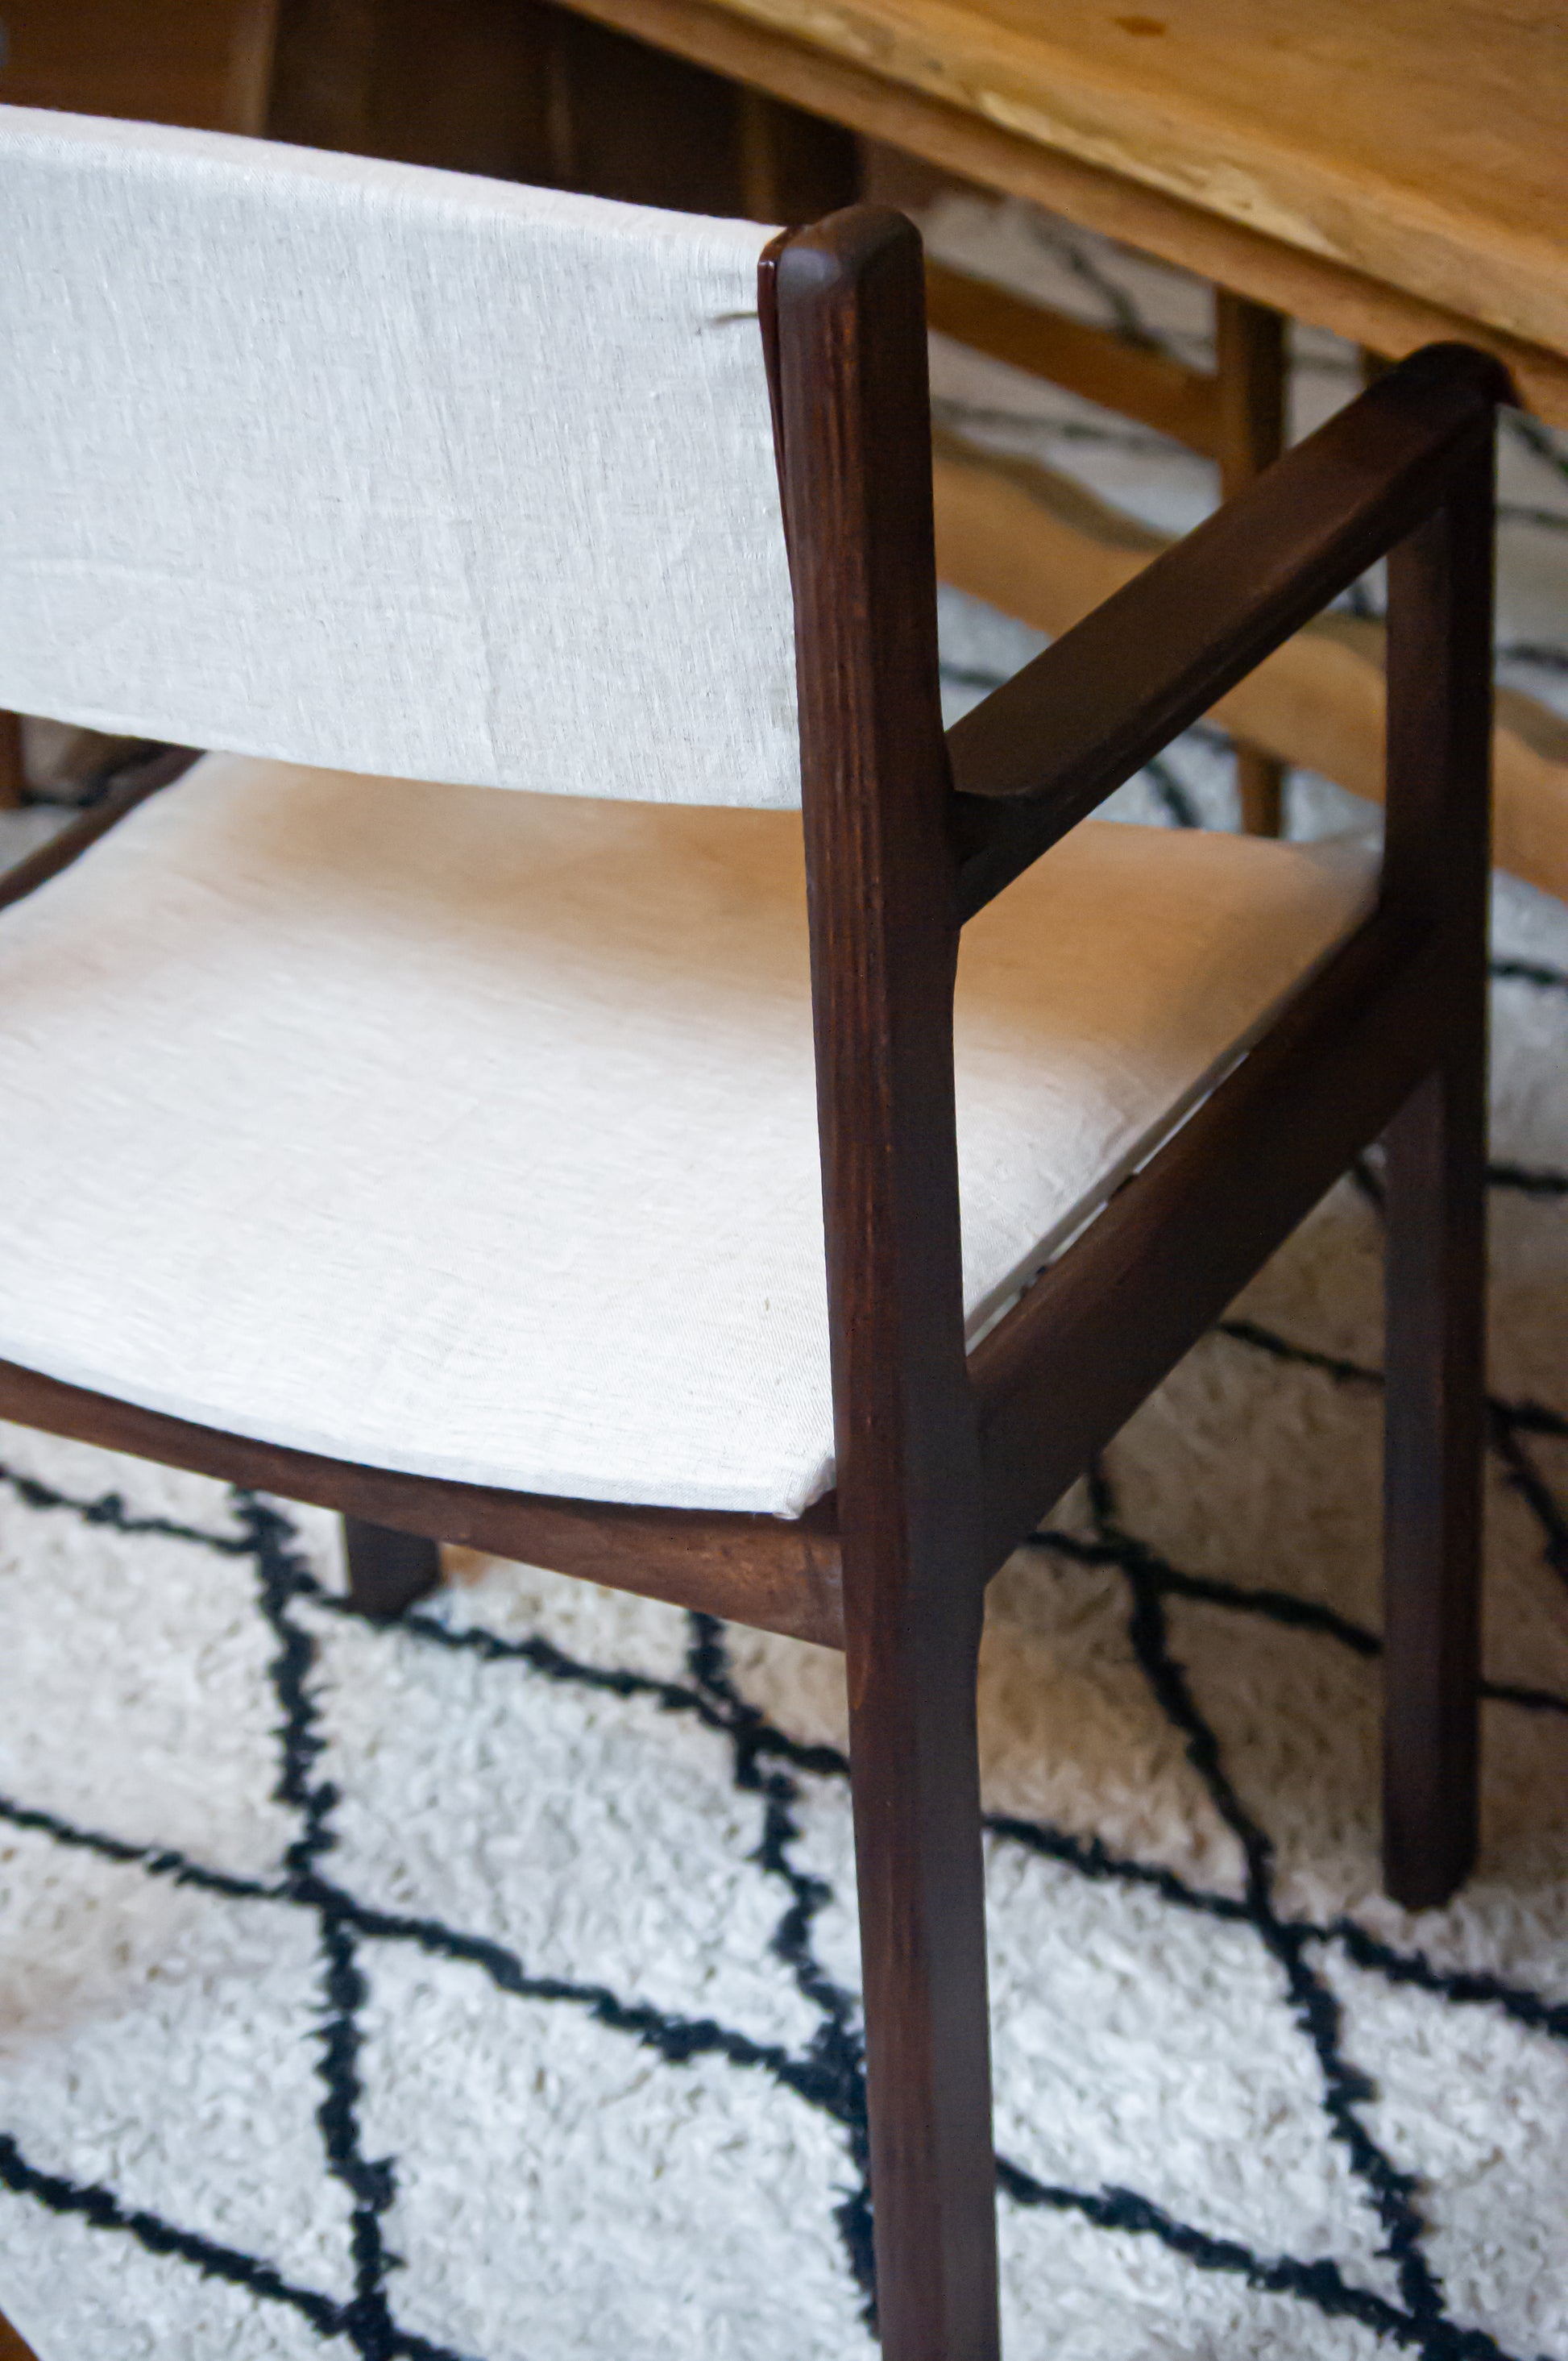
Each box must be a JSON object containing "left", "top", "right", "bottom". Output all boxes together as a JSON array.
[{"left": 0, "top": 106, "right": 799, "bottom": 807}]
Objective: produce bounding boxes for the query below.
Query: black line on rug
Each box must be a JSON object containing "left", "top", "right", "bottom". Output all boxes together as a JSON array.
[
  {"left": 10, "top": 1749, "right": 1568, "bottom": 2129},
  {"left": 1030, "top": 1520, "right": 1568, "bottom": 1728},
  {"left": 0, "top": 1785, "right": 867, "bottom": 2135},
  {"left": 1213, "top": 1318, "right": 1568, "bottom": 1610},
  {"left": 685, "top": 1612, "right": 877, "bottom": 2322},
  {"left": 1, "top": 1458, "right": 1562, "bottom": 2355},
  {"left": 1492, "top": 952, "right": 1568, "bottom": 997},
  {"left": 985, "top": 1798, "right": 1568, "bottom": 2052},
  {"left": 295, "top": 1565, "right": 1499, "bottom": 2351},
  {"left": 930, "top": 393, "right": 1188, "bottom": 455},
  {"left": 6, "top": 1434, "right": 1565, "bottom": 2017},
  {"left": 1031, "top": 1523, "right": 1383, "bottom": 1656},
  {"left": 1504, "top": 410, "right": 1568, "bottom": 495},
  {"left": 1499, "top": 502, "right": 1568, "bottom": 537},
  {"left": 1219, "top": 1313, "right": 1568, "bottom": 1442},
  {"left": 1083, "top": 1460, "right": 1468, "bottom": 2351},
  {"left": 1016, "top": 215, "right": 1168, "bottom": 351},
  {"left": 994, "top": 2156, "right": 1425, "bottom": 2351},
  {"left": 940, "top": 658, "right": 1010, "bottom": 694},
  {"left": 243, "top": 1495, "right": 405, "bottom": 2360},
  {"left": 0, "top": 2131, "right": 346, "bottom": 2339},
  {"left": 342, "top": 1585, "right": 850, "bottom": 1781},
  {"left": 0, "top": 1791, "right": 280, "bottom": 1900},
  {"left": 0, "top": 1461, "right": 248, "bottom": 1554},
  {"left": 1489, "top": 1159, "right": 1568, "bottom": 1199},
  {"left": 0, "top": 2131, "right": 474, "bottom": 2359},
  {"left": 1487, "top": 1415, "right": 1568, "bottom": 1591},
  {"left": 1143, "top": 753, "right": 1201, "bottom": 828}
]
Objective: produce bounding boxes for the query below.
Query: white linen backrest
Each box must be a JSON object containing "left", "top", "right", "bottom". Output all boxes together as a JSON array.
[{"left": 0, "top": 107, "right": 800, "bottom": 806}]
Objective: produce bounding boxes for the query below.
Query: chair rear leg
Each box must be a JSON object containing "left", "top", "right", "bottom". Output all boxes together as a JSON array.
[
  {"left": 1382, "top": 1031, "right": 1487, "bottom": 1909},
  {"left": 342, "top": 1515, "right": 443, "bottom": 1618},
  {"left": 848, "top": 1604, "right": 1000, "bottom": 2361}
]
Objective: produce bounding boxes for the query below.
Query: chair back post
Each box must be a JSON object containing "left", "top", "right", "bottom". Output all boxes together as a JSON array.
[
  {"left": 1379, "top": 396, "right": 1499, "bottom": 1902},
  {"left": 768, "top": 208, "right": 999, "bottom": 2359},
  {"left": 1381, "top": 409, "right": 1498, "bottom": 938},
  {"left": 767, "top": 207, "right": 980, "bottom": 1632}
]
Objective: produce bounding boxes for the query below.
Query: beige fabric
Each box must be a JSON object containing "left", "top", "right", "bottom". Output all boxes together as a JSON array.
[
  {"left": 0, "top": 107, "right": 795, "bottom": 806},
  {"left": 0, "top": 759, "right": 1377, "bottom": 1515}
]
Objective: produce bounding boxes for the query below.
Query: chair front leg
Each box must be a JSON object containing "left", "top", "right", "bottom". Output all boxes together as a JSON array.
[
  {"left": 848, "top": 1587, "right": 1000, "bottom": 2361},
  {"left": 1379, "top": 430, "right": 1493, "bottom": 1911},
  {"left": 341, "top": 1514, "right": 444, "bottom": 1618},
  {"left": 1381, "top": 1023, "right": 1487, "bottom": 1910}
]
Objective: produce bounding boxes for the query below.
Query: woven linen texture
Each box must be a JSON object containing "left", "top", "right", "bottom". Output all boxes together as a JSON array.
[
  {"left": 0, "top": 107, "right": 797, "bottom": 807},
  {"left": 0, "top": 755, "right": 1375, "bottom": 1514}
]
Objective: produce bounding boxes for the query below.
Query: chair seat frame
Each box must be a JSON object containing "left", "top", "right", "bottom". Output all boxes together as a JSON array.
[{"left": 0, "top": 207, "right": 1501, "bottom": 2361}]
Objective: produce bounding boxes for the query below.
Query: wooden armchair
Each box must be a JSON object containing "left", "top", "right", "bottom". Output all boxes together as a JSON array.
[{"left": 0, "top": 106, "right": 1502, "bottom": 2361}]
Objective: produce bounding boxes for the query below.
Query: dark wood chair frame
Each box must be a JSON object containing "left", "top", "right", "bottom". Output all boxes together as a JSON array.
[{"left": 0, "top": 206, "right": 1503, "bottom": 2361}]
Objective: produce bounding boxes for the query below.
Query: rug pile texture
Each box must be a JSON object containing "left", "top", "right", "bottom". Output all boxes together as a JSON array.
[{"left": 3, "top": 201, "right": 1568, "bottom": 2359}]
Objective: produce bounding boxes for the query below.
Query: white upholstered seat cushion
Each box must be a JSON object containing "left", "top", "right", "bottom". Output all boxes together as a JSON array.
[{"left": 0, "top": 757, "right": 1376, "bottom": 1517}]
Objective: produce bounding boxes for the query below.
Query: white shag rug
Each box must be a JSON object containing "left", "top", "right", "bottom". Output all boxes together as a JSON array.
[{"left": 5, "top": 201, "right": 1568, "bottom": 2361}]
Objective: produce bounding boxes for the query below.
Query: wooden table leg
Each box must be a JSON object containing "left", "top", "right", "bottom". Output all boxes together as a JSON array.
[
  {"left": 736, "top": 85, "right": 859, "bottom": 221},
  {"left": 0, "top": 712, "right": 26, "bottom": 811},
  {"left": 1216, "top": 288, "right": 1288, "bottom": 835}
]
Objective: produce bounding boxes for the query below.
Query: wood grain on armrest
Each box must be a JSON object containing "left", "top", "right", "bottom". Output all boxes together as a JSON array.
[{"left": 948, "top": 342, "right": 1510, "bottom": 919}]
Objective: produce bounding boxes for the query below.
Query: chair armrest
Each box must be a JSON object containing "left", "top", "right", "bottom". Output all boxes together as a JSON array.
[{"left": 948, "top": 342, "right": 1511, "bottom": 920}]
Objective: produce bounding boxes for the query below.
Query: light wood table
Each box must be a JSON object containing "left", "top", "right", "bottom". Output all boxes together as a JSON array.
[
  {"left": 553, "top": 0, "right": 1568, "bottom": 878},
  {"left": 6, "top": 0, "right": 1568, "bottom": 882},
  {"left": 12, "top": 0, "right": 1565, "bottom": 407},
  {"left": 562, "top": 0, "right": 1568, "bottom": 425}
]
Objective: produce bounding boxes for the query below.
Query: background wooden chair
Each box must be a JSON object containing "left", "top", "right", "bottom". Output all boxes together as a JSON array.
[{"left": 0, "top": 106, "right": 1503, "bottom": 2359}]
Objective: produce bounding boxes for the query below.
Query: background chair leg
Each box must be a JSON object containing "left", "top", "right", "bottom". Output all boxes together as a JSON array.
[
  {"left": 1382, "top": 1048, "right": 1487, "bottom": 1908},
  {"left": 848, "top": 1608, "right": 999, "bottom": 2361},
  {"left": 1232, "top": 743, "right": 1284, "bottom": 837},
  {"left": 1215, "top": 290, "right": 1288, "bottom": 837},
  {"left": 341, "top": 1515, "right": 443, "bottom": 1618}
]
